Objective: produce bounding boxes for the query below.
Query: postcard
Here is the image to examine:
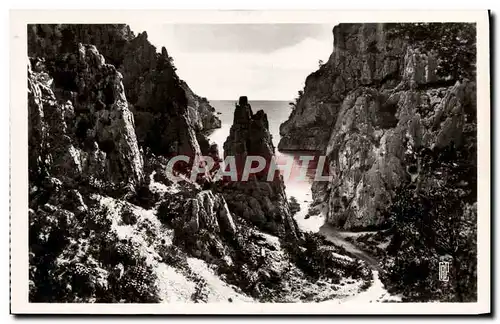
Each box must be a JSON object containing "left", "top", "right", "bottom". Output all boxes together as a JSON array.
[{"left": 10, "top": 9, "right": 491, "bottom": 315}]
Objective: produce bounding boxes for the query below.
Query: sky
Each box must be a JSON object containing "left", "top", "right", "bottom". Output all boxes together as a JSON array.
[{"left": 127, "top": 23, "right": 334, "bottom": 100}]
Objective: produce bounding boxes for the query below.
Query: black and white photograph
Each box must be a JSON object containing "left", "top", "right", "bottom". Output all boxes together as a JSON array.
[{"left": 9, "top": 10, "right": 490, "bottom": 315}]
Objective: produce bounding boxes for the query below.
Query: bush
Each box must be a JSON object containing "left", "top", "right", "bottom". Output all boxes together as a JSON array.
[
  {"left": 288, "top": 196, "right": 301, "bottom": 216},
  {"left": 156, "top": 184, "right": 200, "bottom": 226},
  {"left": 107, "top": 263, "right": 159, "bottom": 303},
  {"left": 29, "top": 197, "right": 161, "bottom": 303},
  {"left": 128, "top": 184, "right": 159, "bottom": 210},
  {"left": 383, "top": 143, "right": 477, "bottom": 302},
  {"left": 121, "top": 206, "right": 138, "bottom": 225},
  {"left": 191, "top": 280, "right": 209, "bottom": 303},
  {"left": 158, "top": 244, "right": 189, "bottom": 269},
  {"left": 386, "top": 23, "right": 476, "bottom": 81},
  {"left": 156, "top": 194, "right": 186, "bottom": 226}
]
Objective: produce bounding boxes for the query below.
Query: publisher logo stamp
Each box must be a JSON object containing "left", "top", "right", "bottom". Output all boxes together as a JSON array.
[{"left": 439, "top": 261, "right": 450, "bottom": 282}]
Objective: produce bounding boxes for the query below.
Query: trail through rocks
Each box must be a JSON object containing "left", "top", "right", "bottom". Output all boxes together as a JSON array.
[
  {"left": 318, "top": 223, "right": 401, "bottom": 303},
  {"left": 319, "top": 223, "right": 383, "bottom": 272}
]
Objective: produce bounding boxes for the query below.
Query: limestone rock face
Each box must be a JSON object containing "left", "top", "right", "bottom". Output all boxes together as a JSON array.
[
  {"left": 319, "top": 80, "right": 474, "bottom": 229},
  {"left": 279, "top": 23, "right": 476, "bottom": 229},
  {"left": 278, "top": 23, "right": 440, "bottom": 152},
  {"left": 182, "top": 190, "right": 237, "bottom": 236},
  {"left": 27, "top": 24, "right": 135, "bottom": 68},
  {"left": 76, "top": 44, "right": 144, "bottom": 186},
  {"left": 118, "top": 34, "right": 201, "bottom": 158},
  {"left": 28, "top": 44, "right": 143, "bottom": 191},
  {"left": 222, "top": 97, "right": 301, "bottom": 240},
  {"left": 27, "top": 24, "right": 220, "bottom": 159},
  {"left": 181, "top": 81, "right": 222, "bottom": 132}
]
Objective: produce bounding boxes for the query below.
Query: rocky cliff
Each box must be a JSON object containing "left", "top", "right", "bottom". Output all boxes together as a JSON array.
[
  {"left": 28, "top": 24, "right": 221, "bottom": 159},
  {"left": 181, "top": 80, "right": 222, "bottom": 133},
  {"left": 222, "top": 97, "right": 301, "bottom": 240},
  {"left": 278, "top": 23, "right": 476, "bottom": 229},
  {"left": 28, "top": 45, "right": 144, "bottom": 193},
  {"left": 26, "top": 22, "right": 477, "bottom": 304}
]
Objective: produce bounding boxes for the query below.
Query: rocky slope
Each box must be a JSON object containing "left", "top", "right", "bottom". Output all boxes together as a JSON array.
[
  {"left": 278, "top": 23, "right": 477, "bottom": 230},
  {"left": 26, "top": 24, "right": 234, "bottom": 302}
]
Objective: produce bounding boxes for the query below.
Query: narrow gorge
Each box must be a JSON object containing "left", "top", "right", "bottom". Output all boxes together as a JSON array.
[
  {"left": 27, "top": 24, "right": 376, "bottom": 304},
  {"left": 26, "top": 22, "right": 478, "bottom": 304}
]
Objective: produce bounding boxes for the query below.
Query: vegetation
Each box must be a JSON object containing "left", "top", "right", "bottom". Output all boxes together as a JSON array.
[
  {"left": 288, "top": 196, "right": 301, "bottom": 216},
  {"left": 29, "top": 200, "right": 160, "bottom": 303},
  {"left": 288, "top": 90, "right": 304, "bottom": 110},
  {"left": 167, "top": 56, "right": 177, "bottom": 71},
  {"left": 387, "top": 23, "right": 476, "bottom": 80},
  {"left": 284, "top": 232, "right": 370, "bottom": 283},
  {"left": 382, "top": 140, "right": 477, "bottom": 302}
]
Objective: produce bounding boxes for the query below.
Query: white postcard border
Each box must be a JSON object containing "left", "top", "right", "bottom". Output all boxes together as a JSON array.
[{"left": 10, "top": 9, "right": 491, "bottom": 314}]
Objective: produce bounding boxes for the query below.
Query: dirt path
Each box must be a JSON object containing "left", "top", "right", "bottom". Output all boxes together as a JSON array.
[
  {"left": 318, "top": 223, "right": 383, "bottom": 272},
  {"left": 318, "top": 223, "right": 402, "bottom": 303}
]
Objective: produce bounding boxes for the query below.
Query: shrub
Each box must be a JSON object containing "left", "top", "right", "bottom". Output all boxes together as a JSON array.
[
  {"left": 109, "top": 263, "right": 159, "bottom": 303},
  {"left": 29, "top": 197, "right": 161, "bottom": 303},
  {"left": 158, "top": 244, "right": 189, "bottom": 269},
  {"left": 288, "top": 196, "right": 301, "bottom": 216},
  {"left": 383, "top": 143, "right": 477, "bottom": 302},
  {"left": 121, "top": 206, "right": 138, "bottom": 225},
  {"left": 156, "top": 185, "right": 199, "bottom": 226},
  {"left": 129, "top": 184, "right": 159, "bottom": 210},
  {"left": 386, "top": 23, "right": 476, "bottom": 81},
  {"left": 191, "top": 280, "right": 209, "bottom": 303}
]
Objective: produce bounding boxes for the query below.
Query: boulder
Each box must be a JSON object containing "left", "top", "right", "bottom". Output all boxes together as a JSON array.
[{"left": 181, "top": 190, "right": 237, "bottom": 236}]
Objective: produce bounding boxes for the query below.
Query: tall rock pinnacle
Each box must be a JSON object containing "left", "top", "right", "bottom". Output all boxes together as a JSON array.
[{"left": 222, "top": 97, "right": 301, "bottom": 240}]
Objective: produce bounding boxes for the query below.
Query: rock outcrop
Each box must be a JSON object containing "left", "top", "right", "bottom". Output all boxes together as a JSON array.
[
  {"left": 278, "top": 23, "right": 408, "bottom": 152},
  {"left": 278, "top": 23, "right": 476, "bottom": 229},
  {"left": 181, "top": 81, "right": 222, "bottom": 132},
  {"left": 182, "top": 190, "right": 237, "bottom": 237},
  {"left": 28, "top": 45, "right": 143, "bottom": 192},
  {"left": 222, "top": 97, "right": 301, "bottom": 240}
]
